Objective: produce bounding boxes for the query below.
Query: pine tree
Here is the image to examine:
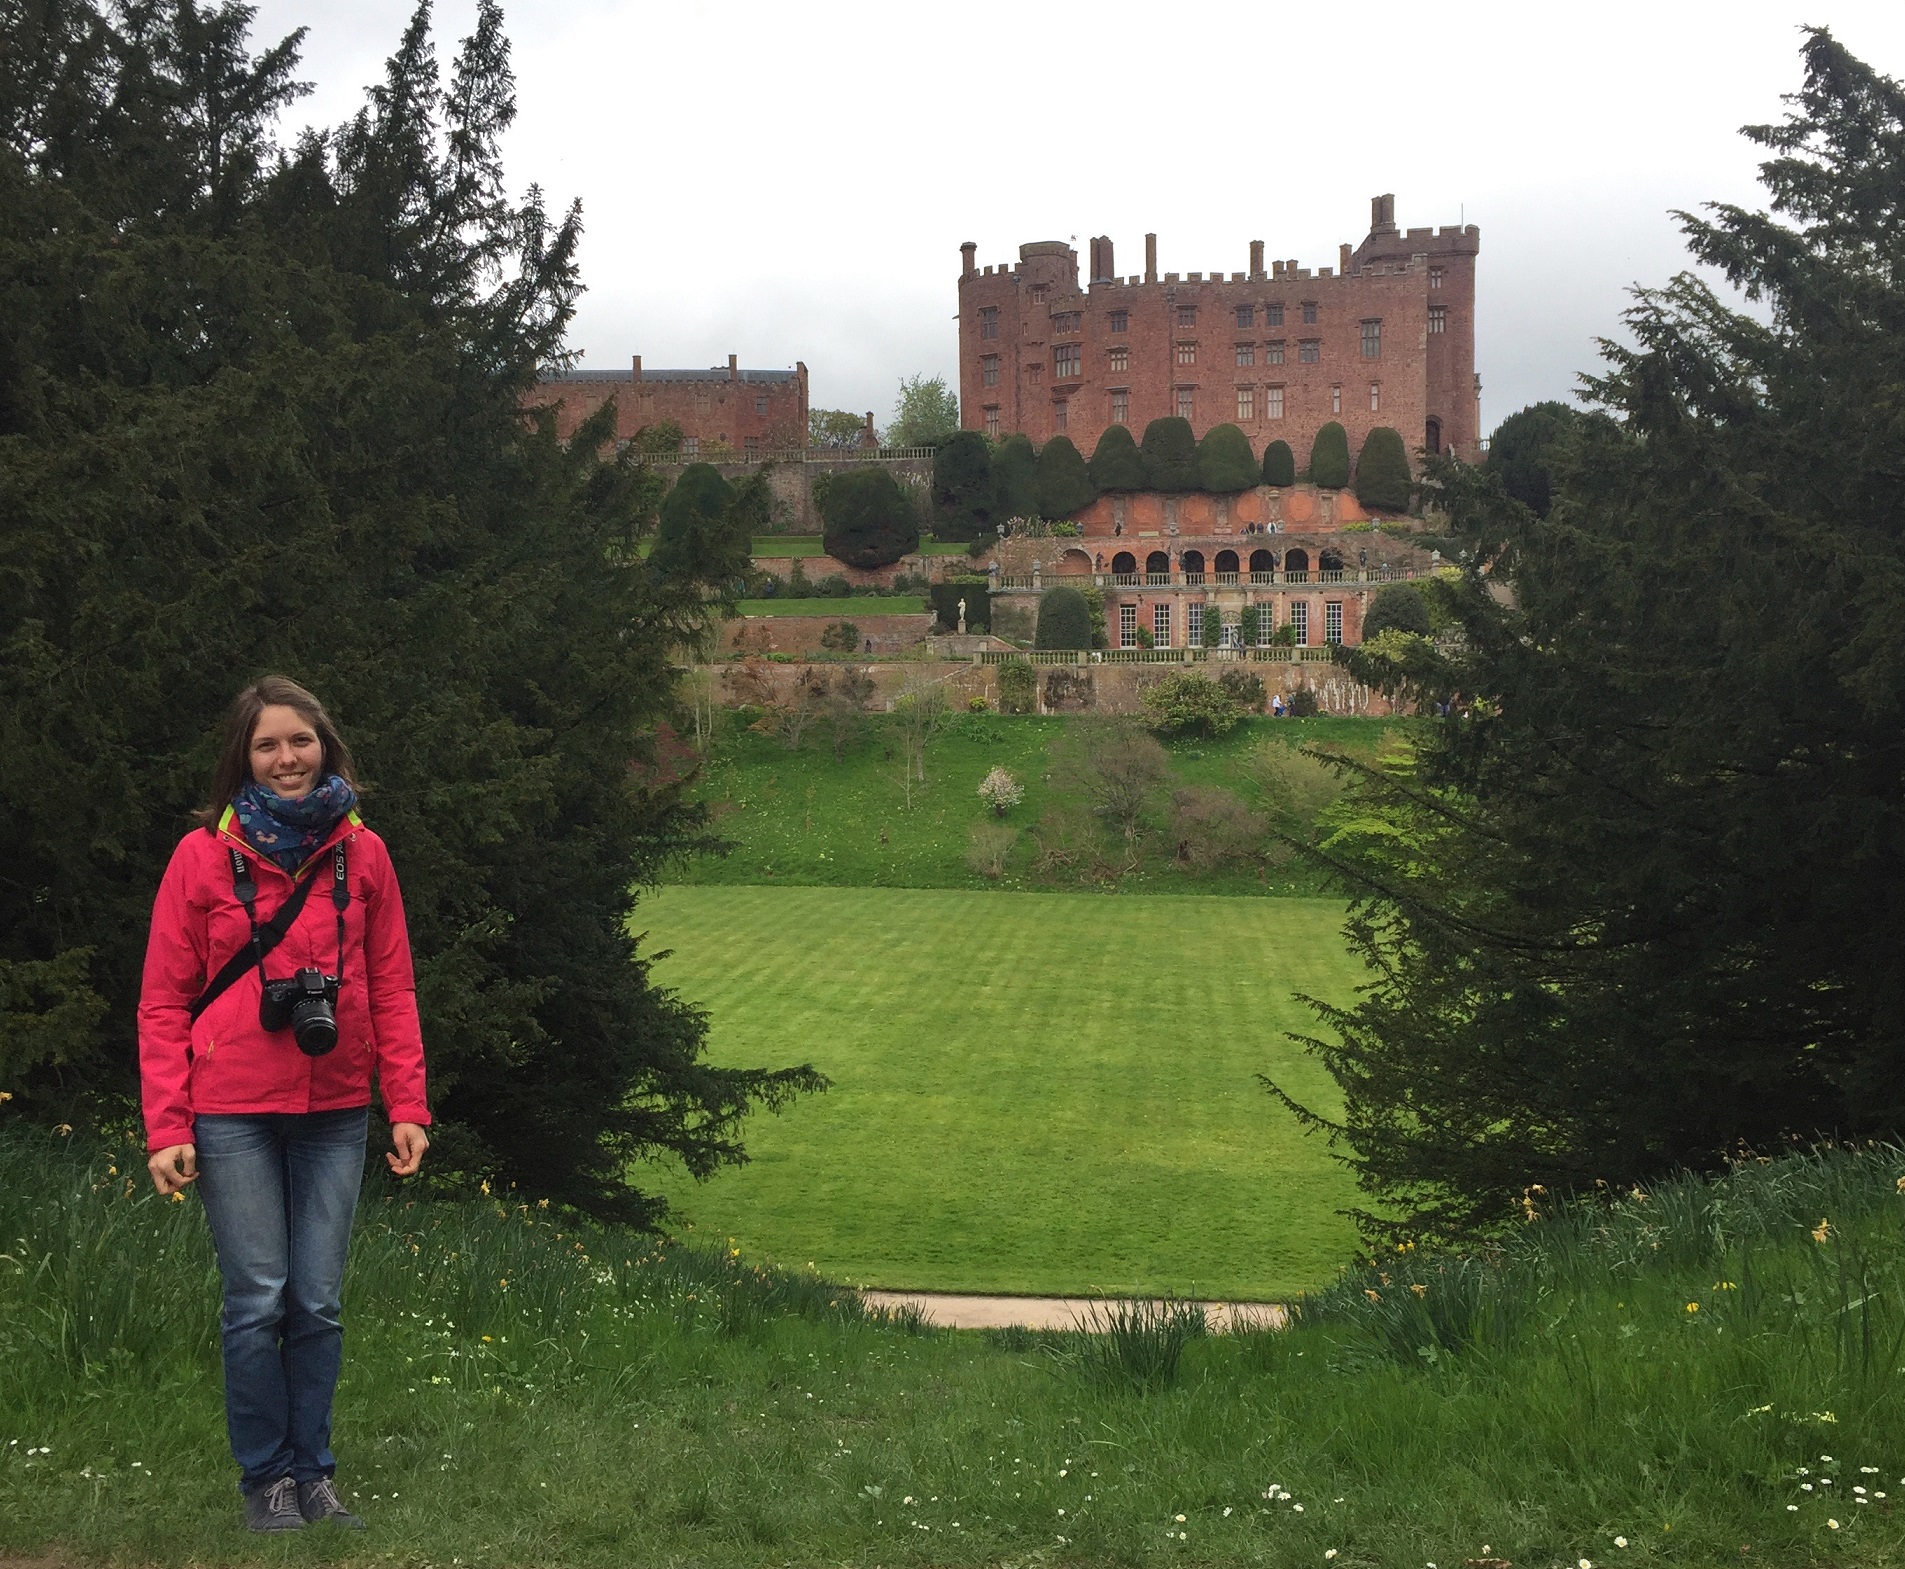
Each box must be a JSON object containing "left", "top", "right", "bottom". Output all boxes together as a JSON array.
[
  {"left": 1088, "top": 424, "right": 1147, "bottom": 491},
  {"left": 1034, "top": 434, "right": 1097, "bottom": 518}
]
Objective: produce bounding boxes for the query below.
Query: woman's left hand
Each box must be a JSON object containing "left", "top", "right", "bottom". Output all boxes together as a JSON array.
[{"left": 387, "top": 1121, "right": 430, "bottom": 1177}]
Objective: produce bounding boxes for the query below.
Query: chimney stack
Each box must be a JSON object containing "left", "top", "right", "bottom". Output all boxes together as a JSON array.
[
  {"left": 728, "top": 353, "right": 738, "bottom": 380},
  {"left": 1339, "top": 242, "right": 1352, "bottom": 274},
  {"left": 1089, "top": 235, "right": 1115, "bottom": 284},
  {"left": 632, "top": 354, "right": 642, "bottom": 381},
  {"left": 1249, "top": 239, "right": 1265, "bottom": 278},
  {"left": 1144, "top": 232, "right": 1158, "bottom": 284},
  {"left": 1369, "top": 193, "right": 1397, "bottom": 235},
  {"left": 961, "top": 240, "right": 976, "bottom": 278},
  {"left": 863, "top": 412, "right": 876, "bottom": 447}
]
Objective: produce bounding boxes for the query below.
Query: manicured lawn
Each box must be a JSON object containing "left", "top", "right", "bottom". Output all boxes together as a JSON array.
[
  {"left": 636, "top": 885, "right": 1365, "bottom": 1300},
  {"left": 733, "top": 596, "right": 927, "bottom": 617},
  {"left": 750, "top": 534, "right": 828, "bottom": 556},
  {"left": 680, "top": 712, "right": 1401, "bottom": 895}
]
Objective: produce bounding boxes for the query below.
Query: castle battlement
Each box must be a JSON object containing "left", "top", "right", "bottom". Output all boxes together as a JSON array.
[{"left": 957, "top": 195, "right": 1479, "bottom": 468}]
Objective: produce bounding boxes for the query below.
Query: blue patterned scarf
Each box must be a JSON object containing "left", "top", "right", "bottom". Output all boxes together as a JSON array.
[{"left": 231, "top": 775, "right": 357, "bottom": 872}]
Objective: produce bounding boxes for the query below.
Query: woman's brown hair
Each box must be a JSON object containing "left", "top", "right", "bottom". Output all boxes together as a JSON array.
[{"left": 195, "top": 676, "right": 358, "bottom": 825}]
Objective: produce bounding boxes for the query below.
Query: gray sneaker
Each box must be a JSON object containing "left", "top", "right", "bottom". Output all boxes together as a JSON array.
[
  {"left": 298, "top": 1476, "right": 366, "bottom": 1529},
  {"left": 243, "top": 1475, "right": 304, "bottom": 1532}
]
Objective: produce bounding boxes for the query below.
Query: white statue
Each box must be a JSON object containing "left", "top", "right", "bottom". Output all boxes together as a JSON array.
[{"left": 957, "top": 597, "right": 967, "bottom": 635}]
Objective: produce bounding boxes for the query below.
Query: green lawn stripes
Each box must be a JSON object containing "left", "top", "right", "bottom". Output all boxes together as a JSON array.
[{"left": 637, "top": 885, "right": 1365, "bottom": 1299}]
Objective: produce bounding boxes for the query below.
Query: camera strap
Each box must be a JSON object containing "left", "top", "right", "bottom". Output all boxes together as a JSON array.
[{"left": 187, "top": 843, "right": 348, "bottom": 1023}]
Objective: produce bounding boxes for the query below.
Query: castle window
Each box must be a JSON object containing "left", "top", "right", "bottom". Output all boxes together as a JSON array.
[
  {"left": 1119, "top": 603, "right": 1138, "bottom": 648},
  {"left": 1301, "top": 301, "right": 1318, "bottom": 325},
  {"left": 1027, "top": 362, "right": 1043, "bottom": 383},
  {"left": 1235, "top": 304, "right": 1254, "bottom": 329},
  {"left": 1331, "top": 384, "right": 1342, "bottom": 414},
  {"left": 682, "top": 436, "right": 700, "bottom": 459},
  {"left": 1429, "top": 265, "right": 1444, "bottom": 290},
  {"left": 984, "top": 405, "right": 1000, "bottom": 438},
  {"left": 1108, "top": 346, "right": 1129, "bottom": 372},
  {"left": 1175, "top": 341, "right": 1197, "bottom": 366},
  {"left": 1186, "top": 601, "right": 1203, "bottom": 645},
  {"left": 1266, "top": 340, "right": 1286, "bottom": 365},
  {"left": 744, "top": 437, "right": 759, "bottom": 460},
  {"left": 1325, "top": 601, "right": 1343, "bottom": 645},
  {"left": 980, "top": 306, "right": 999, "bottom": 339},
  {"left": 1053, "top": 311, "right": 1081, "bottom": 333},
  {"left": 1291, "top": 601, "right": 1309, "bottom": 646},
  {"left": 755, "top": 395, "right": 768, "bottom": 415},
  {"left": 1110, "top": 389, "right": 1129, "bottom": 424},
  {"left": 1235, "top": 343, "right": 1255, "bottom": 368},
  {"left": 1236, "top": 386, "right": 1254, "bottom": 421},
  {"left": 1153, "top": 603, "right": 1172, "bottom": 646},
  {"left": 1369, "top": 382, "right": 1381, "bottom": 412},
  {"left": 1177, "top": 305, "right": 1197, "bottom": 328},
  {"left": 1299, "top": 339, "right": 1320, "bottom": 364},
  {"left": 1054, "top": 343, "right": 1081, "bottom": 378},
  {"left": 1031, "top": 285, "right": 1048, "bottom": 305},
  {"left": 1361, "top": 319, "right": 1382, "bottom": 358},
  {"left": 982, "top": 354, "right": 1000, "bottom": 387},
  {"left": 1055, "top": 398, "right": 1069, "bottom": 432},
  {"left": 1109, "top": 310, "right": 1129, "bottom": 333},
  {"left": 1176, "top": 388, "right": 1195, "bottom": 420},
  {"left": 1428, "top": 304, "right": 1447, "bottom": 334},
  {"left": 1265, "top": 385, "right": 1284, "bottom": 420},
  {"left": 1266, "top": 303, "right": 1285, "bottom": 327}
]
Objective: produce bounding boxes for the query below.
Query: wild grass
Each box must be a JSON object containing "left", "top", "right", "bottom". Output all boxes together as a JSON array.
[{"left": 3, "top": 1129, "right": 1903, "bottom": 1567}]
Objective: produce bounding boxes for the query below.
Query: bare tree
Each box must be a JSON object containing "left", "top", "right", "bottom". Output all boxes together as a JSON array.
[
  {"left": 824, "top": 666, "right": 876, "bottom": 761},
  {"left": 892, "top": 671, "right": 949, "bottom": 809},
  {"left": 1055, "top": 720, "right": 1169, "bottom": 851},
  {"left": 751, "top": 667, "right": 825, "bottom": 751}
]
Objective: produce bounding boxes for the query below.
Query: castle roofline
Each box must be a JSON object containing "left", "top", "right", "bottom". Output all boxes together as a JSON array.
[{"left": 541, "top": 367, "right": 799, "bottom": 384}]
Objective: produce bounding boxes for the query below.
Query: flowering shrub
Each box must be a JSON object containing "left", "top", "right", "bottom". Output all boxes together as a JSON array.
[{"left": 977, "top": 766, "right": 1025, "bottom": 816}]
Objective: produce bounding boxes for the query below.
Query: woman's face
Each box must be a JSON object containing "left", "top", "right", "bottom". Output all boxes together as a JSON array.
[{"left": 249, "top": 704, "right": 324, "bottom": 799}]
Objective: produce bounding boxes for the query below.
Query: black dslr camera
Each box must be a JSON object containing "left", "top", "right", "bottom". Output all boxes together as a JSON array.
[{"left": 260, "top": 968, "right": 341, "bottom": 1057}]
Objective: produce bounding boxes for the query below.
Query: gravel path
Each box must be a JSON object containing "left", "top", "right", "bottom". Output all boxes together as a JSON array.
[{"left": 860, "top": 1290, "right": 1287, "bottom": 1332}]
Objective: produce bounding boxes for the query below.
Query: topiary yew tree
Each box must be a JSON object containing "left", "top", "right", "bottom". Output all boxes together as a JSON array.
[
  {"left": 1275, "top": 29, "right": 1905, "bottom": 1239},
  {"left": 1485, "top": 401, "right": 1591, "bottom": 517},
  {"left": 1140, "top": 417, "right": 1199, "bottom": 490},
  {"left": 1034, "top": 586, "right": 1093, "bottom": 650},
  {"left": 820, "top": 466, "right": 920, "bottom": 567},
  {"left": 1196, "top": 423, "right": 1259, "bottom": 493},
  {"left": 651, "top": 462, "right": 759, "bottom": 589},
  {"left": 1353, "top": 427, "right": 1412, "bottom": 514},
  {"left": 931, "top": 429, "right": 995, "bottom": 541},
  {"left": 991, "top": 433, "right": 1038, "bottom": 518},
  {"left": 1261, "top": 439, "right": 1297, "bottom": 487},
  {"left": 1088, "top": 424, "right": 1148, "bottom": 491},
  {"left": 1309, "top": 422, "right": 1351, "bottom": 489},
  {"left": 1361, "top": 581, "right": 1433, "bottom": 639},
  {"left": 1034, "top": 434, "right": 1098, "bottom": 518}
]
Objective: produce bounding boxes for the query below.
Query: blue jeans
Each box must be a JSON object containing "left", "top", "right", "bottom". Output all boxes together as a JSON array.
[{"left": 194, "top": 1106, "right": 369, "bottom": 1493}]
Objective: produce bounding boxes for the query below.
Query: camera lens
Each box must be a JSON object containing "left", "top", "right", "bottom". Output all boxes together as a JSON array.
[{"left": 290, "top": 993, "right": 338, "bottom": 1056}]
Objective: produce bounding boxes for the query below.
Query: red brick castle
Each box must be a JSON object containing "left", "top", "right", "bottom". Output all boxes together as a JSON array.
[{"left": 957, "top": 195, "right": 1478, "bottom": 469}]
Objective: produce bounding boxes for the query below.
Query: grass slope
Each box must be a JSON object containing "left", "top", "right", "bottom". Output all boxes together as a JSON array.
[
  {"left": 5, "top": 1135, "right": 1902, "bottom": 1568},
  {"left": 637, "top": 885, "right": 1363, "bottom": 1299},
  {"left": 733, "top": 596, "right": 926, "bottom": 617},
  {"left": 679, "top": 713, "right": 1395, "bottom": 894}
]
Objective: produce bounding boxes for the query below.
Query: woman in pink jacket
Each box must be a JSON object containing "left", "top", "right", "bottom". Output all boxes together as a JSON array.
[{"left": 140, "top": 675, "right": 430, "bottom": 1534}]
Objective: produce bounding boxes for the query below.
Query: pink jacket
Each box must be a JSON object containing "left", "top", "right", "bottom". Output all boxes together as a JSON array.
[{"left": 138, "top": 807, "right": 431, "bottom": 1150}]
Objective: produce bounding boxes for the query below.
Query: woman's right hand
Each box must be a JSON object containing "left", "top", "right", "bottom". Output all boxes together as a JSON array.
[{"left": 147, "top": 1144, "right": 198, "bottom": 1195}]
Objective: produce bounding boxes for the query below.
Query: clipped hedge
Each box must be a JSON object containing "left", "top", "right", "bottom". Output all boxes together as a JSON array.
[
  {"left": 1140, "top": 416, "right": 1199, "bottom": 490},
  {"left": 1363, "top": 581, "right": 1433, "bottom": 639},
  {"left": 1034, "top": 434, "right": 1098, "bottom": 518},
  {"left": 819, "top": 466, "right": 920, "bottom": 568},
  {"left": 1196, "top": 423, "right": 1259, "bottom": 493},
  {"left": 1310, "top": 421, "right": 1351, "bottom": 489},
  {"left": 1088, "top": 423, "right": 1148, "bottom": 491},
  {"left": 932, "top": 430, "right": 995, "bottom": 541},
  {"left": 1035, "top": 585, "right": 1093, "bottom": 650},
  {"left": 1262, "top": 439, "right": 1296, "bottom": 487},
  {"left": 1354, "top": 426, "right": 1412, "bottom": 514},
  {"left": 992, "top": 433, "right": 1038, "bottom": 518}
]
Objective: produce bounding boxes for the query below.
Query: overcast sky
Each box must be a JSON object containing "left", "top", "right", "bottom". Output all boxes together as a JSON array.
[{"left": 246, "top": 0, "right": 1905, "bottom": 437}]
